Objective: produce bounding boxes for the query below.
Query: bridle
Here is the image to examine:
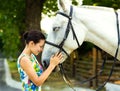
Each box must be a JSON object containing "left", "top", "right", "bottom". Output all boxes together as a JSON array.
[
  {"left": 45, "top": 6, "right": 80, "bottom": 57},
  {"left": 45, "top": 6, "right": 120, "bottom": 91},
  {"left": 45, "top": 6, "right": 79, "bottom": 91}
]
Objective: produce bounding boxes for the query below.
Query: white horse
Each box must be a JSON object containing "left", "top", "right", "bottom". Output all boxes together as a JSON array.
[{"left": 41, "top": 0, "right": 120, "bottom": 67}]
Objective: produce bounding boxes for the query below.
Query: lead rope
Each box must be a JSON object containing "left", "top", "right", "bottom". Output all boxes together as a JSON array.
[
  {"left": 59, "top": 64, "right": 76, "bottom": 91},
  {"left": 96, "top": 10, "right": 120, "bottom": 91},
  {"left": 81, "top": 52, "right": 107, "bottom": 84},
  {"left": 57, "top": 6, "right": 76, "bottom": 91}
]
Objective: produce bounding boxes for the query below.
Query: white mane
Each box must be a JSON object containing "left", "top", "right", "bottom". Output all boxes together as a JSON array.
[{"left": 79, "top": 5, "right": 120, "bottom": 12}]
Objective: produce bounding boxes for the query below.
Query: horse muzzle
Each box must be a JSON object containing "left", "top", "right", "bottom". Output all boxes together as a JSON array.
[{"left": 43, "top": 60, "right": 60, "bottom": 72}]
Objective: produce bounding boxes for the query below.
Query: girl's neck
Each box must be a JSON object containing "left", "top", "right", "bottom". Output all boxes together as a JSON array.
[{"left": 22, "top": 45, "right": 32, "bottom": 57}]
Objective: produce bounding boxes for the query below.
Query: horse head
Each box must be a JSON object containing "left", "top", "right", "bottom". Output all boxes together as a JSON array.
[{"left": 41, "top": 0, "right": 88, "bottom": 69}]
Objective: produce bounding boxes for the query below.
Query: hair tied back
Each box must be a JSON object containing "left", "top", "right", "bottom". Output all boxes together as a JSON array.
[{"left": 23, "top": 31, "right": 29, "bottom": 40}]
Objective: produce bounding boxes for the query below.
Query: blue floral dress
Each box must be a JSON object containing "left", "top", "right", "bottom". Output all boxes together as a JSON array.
[{"left": 17, "top": 53, "right": 43, "bottom": 91}]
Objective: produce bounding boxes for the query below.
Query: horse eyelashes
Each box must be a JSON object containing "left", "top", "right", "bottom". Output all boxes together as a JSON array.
[{"left": 53, "top": 27, "right": 60, "bottom": 31}]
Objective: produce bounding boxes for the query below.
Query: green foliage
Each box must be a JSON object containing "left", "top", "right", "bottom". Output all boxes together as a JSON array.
[
  {"left": 83, "top": 0, "right": 93, "bottom": 5},
  {"left": 0, "top": 0, "right": 120, "bottom": 58},
  {"left": 0, "top": 0, "right": 25, "bottom": 58},
  {"left": 42, "top": 0, "right": 79, "bottom": 16},
  {"left": 2, "top": 25, "right": 20, "bottom": 58},
  {"left": 43, "top": 0, "right": 58, "bottom": 16},
  {"left": 84, "top": 0, "right": 120, "bottom": 9}
]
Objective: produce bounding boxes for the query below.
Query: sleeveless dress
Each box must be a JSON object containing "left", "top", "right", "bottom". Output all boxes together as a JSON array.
[{"left": 17, "top": 53, "right": 43, "bottom": 91}]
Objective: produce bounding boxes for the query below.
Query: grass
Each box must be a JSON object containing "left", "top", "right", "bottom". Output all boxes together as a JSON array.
[{"left": 7, "top": 60, "right": 20, "bottom": 81}]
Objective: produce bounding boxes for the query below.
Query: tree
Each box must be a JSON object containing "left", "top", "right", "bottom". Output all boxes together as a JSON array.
[
  {"left": 0, "top": 0, "right": 25, "bottom": 58},
  {"left": 0, "top": 0, "right": 58, "bottom": 58},
  {"left": 25, "top": 0, "right": 46, "bottom": 30},
  {"left": 0, "top": 0, "right": 120, "bottom": 58}
]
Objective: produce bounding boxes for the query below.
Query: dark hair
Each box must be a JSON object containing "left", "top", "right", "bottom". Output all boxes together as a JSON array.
[{"left": 23, "top": 30, "right": 46, "bottom": 44}]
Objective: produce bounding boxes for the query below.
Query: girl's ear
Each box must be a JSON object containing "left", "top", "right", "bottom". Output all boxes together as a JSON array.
[
  {"left": 57, "top": 0, "right": 72, "bottom": 12},
  {"left": 29, "top": 41, "right": 35, "bottom": 46}
]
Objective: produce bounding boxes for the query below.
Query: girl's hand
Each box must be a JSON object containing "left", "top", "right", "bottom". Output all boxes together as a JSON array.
[{"left": 50, "top": 52, "right": 63, "bottom": 67}]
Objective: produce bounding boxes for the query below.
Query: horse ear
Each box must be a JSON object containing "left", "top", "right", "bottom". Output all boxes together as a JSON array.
[
  {"left": 57, "top": 0, "right": 72, "bottom": 11},
  {"left": 76, "top": 0, "right": 83, "bottom": 6}
]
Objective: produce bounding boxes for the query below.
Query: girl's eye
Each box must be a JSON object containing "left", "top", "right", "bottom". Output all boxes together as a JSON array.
[{"left": 40, "top": 46, "right": 44, "bottom": 49}]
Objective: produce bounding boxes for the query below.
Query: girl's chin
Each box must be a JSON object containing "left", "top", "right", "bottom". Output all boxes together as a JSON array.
[
  {"left": 35, "top": 52, "right": 40, "bottom": 55},
  {"left": 32, "top": 53, "right": 38, "bottom": 56},
  {"left": 35, "top": 53, "right": 39, "bottom": 56}
]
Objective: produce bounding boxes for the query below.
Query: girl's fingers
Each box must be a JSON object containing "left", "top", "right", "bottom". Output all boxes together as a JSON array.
[
  {"left": 58, "top": 53, "right": 62, "bottom": 58},
  {"left": 56, "top": 52, "right": 60, "bottom": 56},
  {"left": 51, "top": 55, "right": 54, "bottom": 58},
  {"left": 54, "top": 52, "right": 60, "bottom": 56},
  {"left": 58, "top": 53, "right": 63, "bottom": 60},
  {"left": 54, "top": 52, "right": 57, "bottom": 56},
  {"left": 53, "top": 52, "right": 63, "bottom": 60}
]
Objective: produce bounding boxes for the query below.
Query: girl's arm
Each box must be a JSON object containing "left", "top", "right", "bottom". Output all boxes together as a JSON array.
[{"left": 20, "top": 52, "right": 62, "bottom": 86}]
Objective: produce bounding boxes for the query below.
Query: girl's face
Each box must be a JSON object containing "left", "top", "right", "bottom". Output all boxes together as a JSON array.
[{"left": 30, "top": 39, "right": 45, "bottom": 55}]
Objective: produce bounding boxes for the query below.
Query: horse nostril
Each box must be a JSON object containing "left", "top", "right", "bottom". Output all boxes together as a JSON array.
[{"left": 43, "top": 61, "right": 49, "bottom": 69}]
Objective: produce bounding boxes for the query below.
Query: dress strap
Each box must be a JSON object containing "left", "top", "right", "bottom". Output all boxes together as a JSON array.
[{"left": 31, "top": 54, "right": 39, "bottom": 64}]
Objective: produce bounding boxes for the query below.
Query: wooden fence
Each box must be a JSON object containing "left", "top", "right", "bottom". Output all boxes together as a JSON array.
[{"left": 63, "top": 47, "right": 120, "bottom": 89}]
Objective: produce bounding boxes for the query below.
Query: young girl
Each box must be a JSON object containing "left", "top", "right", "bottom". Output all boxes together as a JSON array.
[{"left": 17, "top": 30, "right": 62, "bottom": 91}]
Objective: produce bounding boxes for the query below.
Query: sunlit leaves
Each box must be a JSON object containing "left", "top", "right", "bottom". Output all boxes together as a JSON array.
[{"left": 43, "top": 0, "right": 58, "bottom": 16}]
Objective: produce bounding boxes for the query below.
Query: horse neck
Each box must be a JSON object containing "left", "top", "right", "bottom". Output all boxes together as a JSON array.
[{"left": 74, "top": 6, "right": 120, "bottom": 60}]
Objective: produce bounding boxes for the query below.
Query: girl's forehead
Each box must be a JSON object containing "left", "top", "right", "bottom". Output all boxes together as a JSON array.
[{"left": 39, "top": 39, "right": 45, "bottom": 44}]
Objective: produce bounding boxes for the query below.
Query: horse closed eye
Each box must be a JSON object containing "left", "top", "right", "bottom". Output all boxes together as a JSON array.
[{"left": 53, "top": 27, "right": 60, "bottom": 31}]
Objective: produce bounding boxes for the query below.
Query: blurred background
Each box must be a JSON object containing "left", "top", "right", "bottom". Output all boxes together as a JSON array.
[{"left": 0, "top": 0, "right": 120, "bottom": 91}]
